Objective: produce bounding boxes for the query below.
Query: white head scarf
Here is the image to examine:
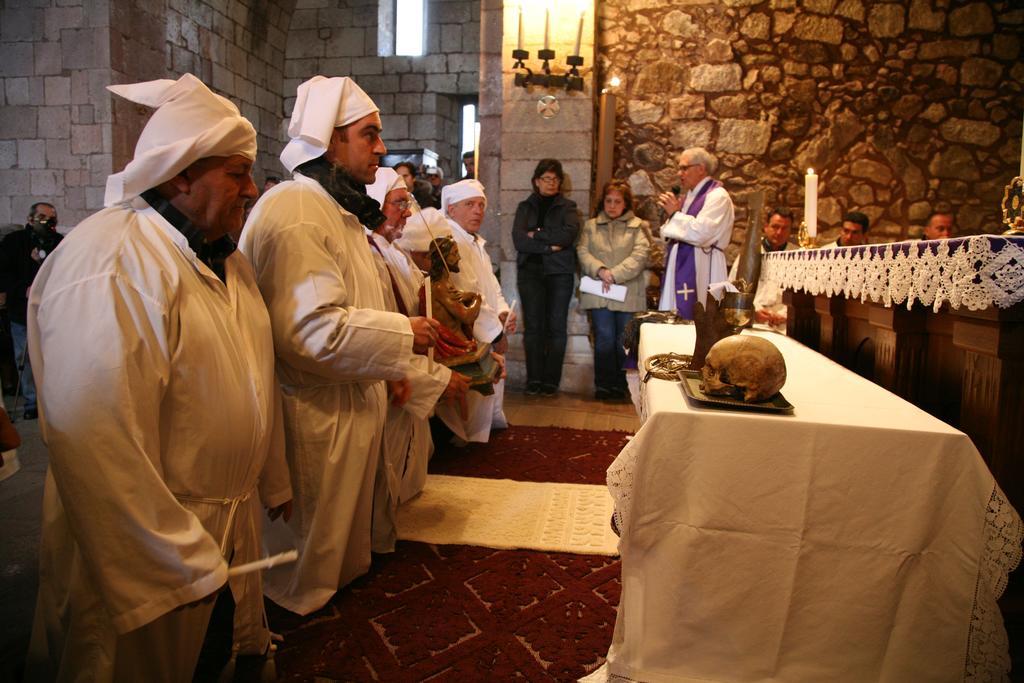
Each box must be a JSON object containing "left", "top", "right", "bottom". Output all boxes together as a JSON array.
[
  {"left": 280, "top": 75, "right": 379, "bottom": 173},
  {"left": 366, "top": 167, "right": 407, "bottom": 208},
  {"left": 103, "top": 73, "right": 256, "bottom": 206},
  {"left": 396, "top": 207, "right": 452, "bottom": 252},
  {"left": 441, "top": 179, "right": 486, "bottom": 216}
]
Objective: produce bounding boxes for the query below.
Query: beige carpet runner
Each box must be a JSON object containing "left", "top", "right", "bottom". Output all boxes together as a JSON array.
[{"left": 397, "top": 474, "right": 620, "bottom": 556}]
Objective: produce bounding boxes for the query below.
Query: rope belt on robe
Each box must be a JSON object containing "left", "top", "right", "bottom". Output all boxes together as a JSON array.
[
  {"left": 662, "top": 179, "right": 722, "bottom": 319},
  {"left": 173, "top": 485, "right": 256, "bottom": 556}
]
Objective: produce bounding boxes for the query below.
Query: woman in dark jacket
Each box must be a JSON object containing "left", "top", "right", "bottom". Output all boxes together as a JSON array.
[{"left": 512, "top": 159, "right": 580, "bottom": 396}]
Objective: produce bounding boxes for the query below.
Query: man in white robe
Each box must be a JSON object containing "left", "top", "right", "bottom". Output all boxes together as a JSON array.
[
  {"left": 657, "top": 147, "right": 735, "bottom": 318},
  {"left": 26, "top": 73, "right": 292, "bottom": 682},
  {"left": 728, "top": 207, "right": 799, "bottom": 332},
  {"left": 435, "top": 180, "right": 517, "bottom": 443},
  {"left": 364, "top": 169, "right": 468, "bottom": 548},
  {"left": 239, "top": 76, "right": 440, "bottom": 615}
]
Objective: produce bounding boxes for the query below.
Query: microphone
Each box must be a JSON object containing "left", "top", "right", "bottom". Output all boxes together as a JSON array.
[{"left": 671, "top": 185, "right": 681, "bottom": 196}]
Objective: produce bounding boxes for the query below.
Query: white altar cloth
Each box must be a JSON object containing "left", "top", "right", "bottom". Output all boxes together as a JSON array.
[{"left": 602, "top": 323, "right": 1021, "bottom": 683}]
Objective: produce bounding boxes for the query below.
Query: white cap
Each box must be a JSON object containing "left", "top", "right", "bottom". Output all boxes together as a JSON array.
[
  {"left": 396, "top": 207, "right": 452, "bottom": 252},
  {"left": 441, "top": 179, "right": 486, "bottom": 215},
  {"left": 104, "top": 73, "right": 256, "bottom": 206},
  {"left": 366, "top": 167, "right": 407, "bottom": 208},
  {"left": 425, "top": 166, "right": 444, "bottom": 179},
  {"left": 280, "top": 75, "right": 379, "bottom": 172}
]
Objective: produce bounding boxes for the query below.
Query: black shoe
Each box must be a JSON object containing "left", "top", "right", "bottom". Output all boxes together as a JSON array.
[
  {"left": 595, "top": 387, "right": 612, "bottom": 400},
  {"left": 540, "top": 384, "right": 558, "bottom": 397},
  {"left": 22, "top": 407, "right": 38, "bottom": 420},
  {"left": 525, "top": 382, "right": 543, "bottom": 396}
]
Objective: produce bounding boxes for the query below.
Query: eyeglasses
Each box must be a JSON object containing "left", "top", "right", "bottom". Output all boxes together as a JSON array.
[
  {"left": 386, "top": 199, "right": 412, "bottom": 210},
  {"left": 678, "top": 163, "right": 699, "bottom": 172},
  {"left": 537, "top": 175, "right": 560, "bottom": 184}
]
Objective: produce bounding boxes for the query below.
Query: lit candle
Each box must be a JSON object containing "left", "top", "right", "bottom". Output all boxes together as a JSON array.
[
  {"left": 424, "top": 274, "right": 434, "bottom": 363},
  {"left": 517, "top": 4, "right": 524, "bottom": 51},
  {"left": 1020, "top": 110, "right": 1024, "bottom": 177},
  {"left": 544, "top": 9, "right": 550, "bottom": 51},
  {"left": 473, "top": 122, "right": 480, "bottom": 181},
  {"left": 805, "top": 168, "right": 818, "bottom": 238},
  {"left": 573, "top": 10, "right": 584, "bottom": 56}
]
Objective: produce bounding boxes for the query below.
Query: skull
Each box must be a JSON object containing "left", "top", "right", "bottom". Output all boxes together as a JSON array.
[{"left": 700, "top": 335, "right": 787, "bottom": 402}]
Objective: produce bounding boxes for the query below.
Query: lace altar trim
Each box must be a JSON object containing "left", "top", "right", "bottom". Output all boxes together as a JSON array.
[
  {"left": 965, "top": 486, "right": 1023, "bottom": 683},
  {"left": 761, "top": 236, "right": 1024, "bottom": 312}
]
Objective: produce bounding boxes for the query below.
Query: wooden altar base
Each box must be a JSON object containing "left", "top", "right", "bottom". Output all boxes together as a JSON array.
[{"left": 785, "top": 290, "right": 1024, "bottom": 510}]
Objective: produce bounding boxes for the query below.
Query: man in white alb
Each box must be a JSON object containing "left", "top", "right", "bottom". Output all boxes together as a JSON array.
[
  {"left": 437, "top": 180, "right": 517, "bottom": 443},
  {"left": 240, "top": 75, "right": 440, "bottom": 615},
  {"left": 26, "top": 73, "right": 292, "bottom": 681},
  {"left": 657, "top": 147, "right": 735, "bottom": 318}
]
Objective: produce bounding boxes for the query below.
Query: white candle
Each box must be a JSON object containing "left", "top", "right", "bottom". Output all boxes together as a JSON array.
[
  {"left": 573, "top": 11, "right": 584, "bottom": 56},
  {"left": 805, "top": 168, "right": 818, "bottom": 237},
  {"left": 544, "top": 9, "right": 550, "bottom": 51},
  {"left": 424, "top": 274, "right": 434, "bottom": 363},
  {"left": 473, "top": 122, "right": 480, "bottom": 181},
  {"left": 1020, "top": 110, "right": 1024, "bottom": 177},
  {"left": 517, "top": 4, "right": 524, "bottom": 51}
]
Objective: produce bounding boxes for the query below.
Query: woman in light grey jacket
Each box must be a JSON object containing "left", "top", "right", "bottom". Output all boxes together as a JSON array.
[{"left": 576, "top": 180, "right": 650, "bottom": 400}]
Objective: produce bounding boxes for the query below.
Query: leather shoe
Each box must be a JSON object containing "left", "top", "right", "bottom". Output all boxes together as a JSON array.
[{"left": 22, "top": 407, "right": 38, "bottom": 420}]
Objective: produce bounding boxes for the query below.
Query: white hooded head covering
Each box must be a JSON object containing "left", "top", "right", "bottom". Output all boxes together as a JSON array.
[
  {"left": 396, "top": 207, "right": 452, "bottom": 252},
  {"left": 366, "top": 167, "right": 408, "bottom": 209},
  {"left": 441, "top": 179, "right": 487, "bottom": 216},
  {"left": 280, "top": 75, "right": 379, "bottom": 173},
  {"left": 104, "top": 73, "right": 256, "bottom": 206}
]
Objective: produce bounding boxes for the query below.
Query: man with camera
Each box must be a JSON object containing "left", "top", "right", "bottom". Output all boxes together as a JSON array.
[{"left": 0, "top": 202, "right": 62, "bottom": 419}]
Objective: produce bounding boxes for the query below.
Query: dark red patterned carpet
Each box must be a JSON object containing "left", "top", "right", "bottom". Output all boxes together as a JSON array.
[{"left": 199, "top": 426, "right": 630, "bottom": 681}]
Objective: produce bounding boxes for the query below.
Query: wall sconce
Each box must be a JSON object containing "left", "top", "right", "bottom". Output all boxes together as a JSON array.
[{"left": 512, "top": 6, "right": 585, "bottom": 92}]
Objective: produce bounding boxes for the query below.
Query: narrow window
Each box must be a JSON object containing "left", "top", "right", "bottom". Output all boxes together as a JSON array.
[
  {"left": 461, "top": 103, "right": 477, "bottom": 157},
  {"left": 395, "top": 0, "right": 425, "bottom": 56}
]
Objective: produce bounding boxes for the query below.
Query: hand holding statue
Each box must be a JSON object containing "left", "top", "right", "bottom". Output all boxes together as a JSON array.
[{"left": 442, "top": 371, "right": 471, "bottom": 420}]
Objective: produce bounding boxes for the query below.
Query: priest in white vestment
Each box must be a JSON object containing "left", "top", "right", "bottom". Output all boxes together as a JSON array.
[
  {"left": 435, "top": 180, "right": 517, "bottom": 443},
  {"left": 239, "top": 76, "right": 440, "bottom": 615},
  {"left": 728, "top": 207, "right": 799, "bottom": 332},
  {"left": 657, "top": 147, "right": 735, "bottom": 318},
  {"left": 25, "top": 73, "right": 292, "bottom": 682},
  {"left": 364, "top": 168, "right": 468, "bottom": 549}
]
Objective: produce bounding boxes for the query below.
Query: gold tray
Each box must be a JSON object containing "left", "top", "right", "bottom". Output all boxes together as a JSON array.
[{"left": 677, "top": 370, "right": 794, "bottom": 414}]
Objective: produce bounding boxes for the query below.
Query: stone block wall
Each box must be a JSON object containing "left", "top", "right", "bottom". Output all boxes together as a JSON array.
[
  {"left": 0, "top": 0, "right": 117, "bottom": 227},
  {"left": 282, "top": 0, "right": 480, "bottom": 179},
  {"left": 0, "top": 0, "right": 293, "bottom": 228},
  {"left": 598, "top": 0, "right": 1023, "bottom": 256}
]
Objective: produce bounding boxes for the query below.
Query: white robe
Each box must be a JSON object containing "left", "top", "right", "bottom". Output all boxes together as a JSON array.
[
  {"left": 367, "top": 232, "right": 450, "bottom": 549},
  {"left": 437, "top": 219, "right": 510, "bottom": 443},
  {"left": 26, "top": 199, "right": 291, "bottom": 681},
  {"left": 239, "top": 175, "right": 414, "bottom": 615},
  {"left": 658, "top": 178, "right": 735, "bottom": 311},
  {"left": 729, "top": 241, "right": 799, "bottom": 332}
]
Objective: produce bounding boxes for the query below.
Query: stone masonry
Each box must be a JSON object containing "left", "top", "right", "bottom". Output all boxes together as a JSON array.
[
  {"left": 282, "top": 0, "right": 481, "bottom": 180},
  {"left": 597, "top": 0, "right": 1024, "bottom": 258}
]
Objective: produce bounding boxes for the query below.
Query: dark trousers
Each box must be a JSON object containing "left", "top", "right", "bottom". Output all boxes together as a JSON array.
[
  {"left": 590, "top": 308, "right": 632, "bottom": 392},
  {"left": 517, "top": 264, "right": 574, "bottom": 389}
]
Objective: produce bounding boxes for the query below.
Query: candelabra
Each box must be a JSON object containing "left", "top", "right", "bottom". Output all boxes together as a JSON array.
[{"left": 512, "top": 48, "right": 585, "bottom": 92}]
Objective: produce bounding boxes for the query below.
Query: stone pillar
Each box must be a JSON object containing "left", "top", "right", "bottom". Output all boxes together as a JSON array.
[{"left": 497, "top": 1, "right": 595, "bottom": 393}]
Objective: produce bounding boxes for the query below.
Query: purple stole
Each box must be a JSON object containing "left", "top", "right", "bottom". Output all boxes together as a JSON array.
[{"left": 662, "top": 179, "right": 721, "bottom": 319}]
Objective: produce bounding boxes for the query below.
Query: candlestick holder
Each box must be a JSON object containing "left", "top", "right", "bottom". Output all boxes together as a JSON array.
[
  {"left": 1001, "top": 176, "right": 1024, "bottom": 236},
  {"left": 511, "top": 49, "right": 585, "bottom": 92},
  {"left": 797, "top": 221, "right": 817, "bottom": 249}
]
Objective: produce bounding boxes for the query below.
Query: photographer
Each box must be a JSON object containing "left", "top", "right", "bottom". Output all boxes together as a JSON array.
[{"left": 0, "top": 202, "right": 62, "bottom": 419}]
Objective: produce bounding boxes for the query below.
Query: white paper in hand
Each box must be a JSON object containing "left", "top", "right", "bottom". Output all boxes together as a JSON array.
[{"left": 580, "top": 275, "right": 628, "bottom": 302}]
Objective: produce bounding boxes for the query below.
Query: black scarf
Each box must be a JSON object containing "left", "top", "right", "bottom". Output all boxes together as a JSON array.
[
  {"left": 295, "top": 156, "right": 385, "bottom": 230},
  {"left": 140, "top": 188, "right": 235, "bottom": 283}
]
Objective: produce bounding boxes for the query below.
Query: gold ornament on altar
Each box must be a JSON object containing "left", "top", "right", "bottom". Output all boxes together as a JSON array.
[
  {"left": 1001, "top": 176, "right": 1024, "bottom": 236},
  {"left": 797, "top": 220, "right": 816, "bottom": 249}
]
